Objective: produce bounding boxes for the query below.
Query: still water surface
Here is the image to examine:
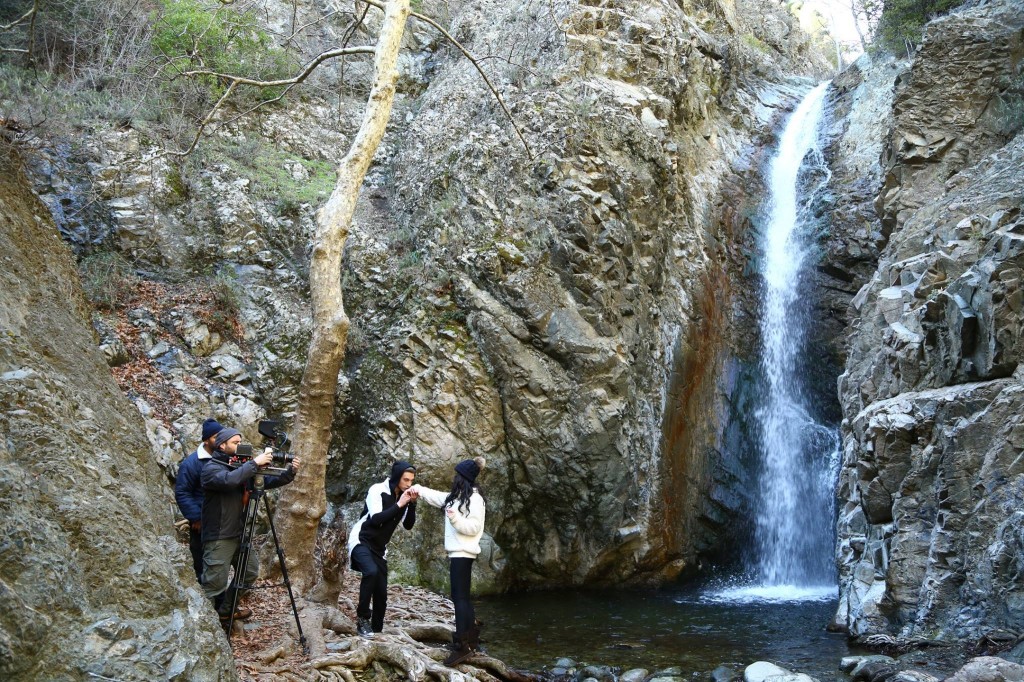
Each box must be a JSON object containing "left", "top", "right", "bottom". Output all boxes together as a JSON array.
[{"left": 475, "top": 587, "right": 860, "bottom": 679}]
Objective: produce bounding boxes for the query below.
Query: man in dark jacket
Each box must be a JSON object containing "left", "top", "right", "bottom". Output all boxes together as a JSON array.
[
  {"left": 346, "top": 460, "right": 417, "bottom": 637},
  {"left": 201, "top": 427, "right": 300, "bottom": 621},
  {"left": 174, "top": 418, "right": 223, "bottom": 580}
]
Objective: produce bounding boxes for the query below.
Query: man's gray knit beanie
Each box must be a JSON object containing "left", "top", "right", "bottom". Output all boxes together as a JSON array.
[{"left": 214, "top": 428, "right": 241, "bottom": 449}]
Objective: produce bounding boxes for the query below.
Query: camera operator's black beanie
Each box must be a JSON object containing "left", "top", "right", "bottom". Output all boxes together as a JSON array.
[
  {"left": 388, "top": 460, "right": 415, "bottom": 493},
  {"left": 214, "top": 428, "right": 241, "bottom": 449}
]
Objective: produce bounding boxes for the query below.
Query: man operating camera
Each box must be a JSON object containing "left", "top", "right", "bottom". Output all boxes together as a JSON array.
[{"left": 200, "top": 427, "right": 301, "bottom": 622}]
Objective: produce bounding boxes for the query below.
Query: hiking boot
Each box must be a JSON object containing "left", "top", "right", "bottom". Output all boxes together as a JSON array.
[
  {"left": 357, "top": 617, "right": 374, "bottom": 638},
  {"left": 444, "top": 642, "right": 473, "bottom": 667},
  {"left": 464, "top": 624, "right": 483, "bottom": 653}
]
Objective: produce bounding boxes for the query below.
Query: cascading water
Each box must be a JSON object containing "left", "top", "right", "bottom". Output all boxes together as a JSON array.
[
  {"left": 708, "top": 82, "right": 841, "bottom": 603},
  {"left": 753, "top": 81, "right": 838, "bottom": 598}
]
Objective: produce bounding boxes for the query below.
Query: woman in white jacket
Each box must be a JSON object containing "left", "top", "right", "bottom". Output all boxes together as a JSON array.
[{"left": 412, "top": 457, "right": 486, "bottom": 666}]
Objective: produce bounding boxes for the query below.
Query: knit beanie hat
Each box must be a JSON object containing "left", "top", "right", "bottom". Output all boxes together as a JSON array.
[
  {"left": 214, "top": 427, "right": 241, "bottom": 449},
  {"left": 201, "top": 418, "right": 225, "bottom": 441},
  {"left": 454, "top": 457, "right": 485, "bottom": 484}
]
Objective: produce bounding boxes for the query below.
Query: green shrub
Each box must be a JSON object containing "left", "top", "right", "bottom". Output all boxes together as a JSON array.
[
  {"left": 152, "top": 0, "right": 297, "bottom": 104},
  {"left": 211, "top": 268, "right": 242, "bottom": 315},
  {"left": 874, "top": 0, "right": 964, "bottom": 53},
  {"left": 79, "top": 251, "right": 138, "bottom": 310}
]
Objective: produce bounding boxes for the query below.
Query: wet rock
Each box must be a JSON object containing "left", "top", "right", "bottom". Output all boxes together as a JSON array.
[
  {"left": 842, "top": 656, "right": 897, "bottom": 673},
  {"left": 650, "top": 667, "right": 686, "bottom": 682},
  {"left": 745, "top": 661, "right": 817, "bottom": 682},
  {"left": 621, "top": 669, "right": 650, "bottom": 682},
  {"left": 581, "top": 665, "right": 616, "bottom": 681},
  {"left": 851, "top": 659, "right": 899, "bottom": 682},
  {"left": 946, "top": 657, "right": 1024, "bottom": 682},
  {"left": 712, "top": 664, "right": 742, "bottom": 682},
  {"left": 1001, "top": 642, "right": 1024, "bottom": 666}
]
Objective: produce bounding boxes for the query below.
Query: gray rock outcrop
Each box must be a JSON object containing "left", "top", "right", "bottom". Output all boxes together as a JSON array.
[
  {"left": 0, "top": 157, "right": 233, "bottom": 680},
  {"left": 833, "top": 0, "right": 1024, "bottom": 639},
  {"left": 337, "top": 0, "right": 832, "bottom": 588}
]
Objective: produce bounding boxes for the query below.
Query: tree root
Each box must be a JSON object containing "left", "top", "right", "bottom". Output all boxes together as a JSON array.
[
  {"left": 235, "top": 575, "right": 532, "bottom": 681},
  {"left": 308, "top": 633, "right": 534, "bottom": 682},
  {"left": 401, "top": 621, "right": 455, "bottom": 644},
  {"left": 299, "top": 603, "right": 330, "bottom": 659}
]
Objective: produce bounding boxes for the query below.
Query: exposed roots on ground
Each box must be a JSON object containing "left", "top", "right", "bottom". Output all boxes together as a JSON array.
[{"left": 235, "top": 573, "right": 537, "bottom": 682}]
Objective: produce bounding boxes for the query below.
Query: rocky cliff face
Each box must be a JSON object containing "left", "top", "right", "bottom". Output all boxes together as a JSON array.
[
  {"left": 4, "top": 0, "right": 833, "bottom": 595},
  {"left": 0, "top": 155, "right": 233, "bottom": 680},
  {"left": 833, "top": 0, "right": 1024, "bottom": 639},
  {"left": 336, "top": 0, "right": 832, "bottom": 588}
]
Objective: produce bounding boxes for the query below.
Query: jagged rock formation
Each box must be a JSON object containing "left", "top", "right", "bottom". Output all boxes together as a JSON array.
[
  {"left": 833, "top": 0, "right": 1024, "bottom": 639},
  {"left": 0, "top": 155, "right": 233, "bottom": 679},
  {"left": 338, "top": 0, "right": 832, "bottom": 588}
]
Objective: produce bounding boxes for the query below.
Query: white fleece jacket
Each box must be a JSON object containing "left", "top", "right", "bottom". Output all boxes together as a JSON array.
[{"left": 412, "top": 484, "right": 485, "bottom": 559}]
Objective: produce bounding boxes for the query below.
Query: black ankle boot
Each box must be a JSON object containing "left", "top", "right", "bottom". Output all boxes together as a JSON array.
[{"left": 444, "top": 641, "right": 472, "bottom": 666}]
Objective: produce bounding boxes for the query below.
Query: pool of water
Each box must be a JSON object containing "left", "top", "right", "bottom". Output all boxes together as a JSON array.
[{"left": 475, "top": 585, "right": 864, "bottom": 679}]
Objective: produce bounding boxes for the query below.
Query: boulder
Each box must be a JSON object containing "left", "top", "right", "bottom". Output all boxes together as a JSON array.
[{"left": 0, "top": 160, "right": 232, "bottom": 679}]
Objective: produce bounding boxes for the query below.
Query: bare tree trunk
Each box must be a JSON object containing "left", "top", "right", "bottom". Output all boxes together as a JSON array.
[{"left": 272, "top": 0, "right": 411, "bottom": 595}]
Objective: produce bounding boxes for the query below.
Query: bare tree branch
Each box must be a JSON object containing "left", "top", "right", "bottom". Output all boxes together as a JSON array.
[
  {"left": 0, "top": 3, "right": 36, "bottom": 32},
  {"left": 154, "top": 43, "right": 375, "bottom": 158},
  {"left": 358, "top": 0, "right": 535, "bottom": 160},
  {"left": 160, "top": 79, "right": 239, "bottom": 158},
  {"left": 179, "top": 45, "right": 375, "bottom": 86}
]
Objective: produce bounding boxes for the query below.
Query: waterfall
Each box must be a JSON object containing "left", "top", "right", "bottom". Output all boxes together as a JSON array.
[
  {"left": 706, "top": 83, "right": 840, "bottom": 603},
  {"left": 754, "top": 82, "right": 838, "bottom": 597}
]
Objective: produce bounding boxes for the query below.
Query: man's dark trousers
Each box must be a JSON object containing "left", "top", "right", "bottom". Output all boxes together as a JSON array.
[
  {"left": 188, "top": 522, "right": 203, "bottom": 580},
  {"left": 351, "top": 544, "right": 388, "bottom": 632}
]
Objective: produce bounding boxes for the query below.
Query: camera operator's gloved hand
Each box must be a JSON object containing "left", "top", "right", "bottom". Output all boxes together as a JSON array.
[{"left": 254, "top": 448, "right": 274, "bottom": 467}]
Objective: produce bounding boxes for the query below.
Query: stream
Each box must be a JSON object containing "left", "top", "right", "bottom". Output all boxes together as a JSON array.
[{"left": 475, "top": 586, "right": 862, "bottom": 678}]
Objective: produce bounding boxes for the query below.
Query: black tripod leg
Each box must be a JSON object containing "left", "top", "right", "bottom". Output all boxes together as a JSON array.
[
  {"left": 227, "top": 490, "right": 261, "bottom": 636},
  {"left": 262, "top": 494, "right": 307, "bottom": 653}
]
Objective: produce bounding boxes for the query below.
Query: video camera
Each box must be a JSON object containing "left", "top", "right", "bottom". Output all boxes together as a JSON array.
[{"left": 232, "top": 419, "right": 296, "bottom": 474}]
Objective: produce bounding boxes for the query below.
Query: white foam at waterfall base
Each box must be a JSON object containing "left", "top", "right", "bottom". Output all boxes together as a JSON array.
[{"left": 696, "top": 583, "right": 837, "bottom": 604}]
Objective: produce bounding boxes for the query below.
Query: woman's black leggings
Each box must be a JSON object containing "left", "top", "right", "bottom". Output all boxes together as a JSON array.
[{"left": 449, "top": 557, "right": 475, "bottom": 639}]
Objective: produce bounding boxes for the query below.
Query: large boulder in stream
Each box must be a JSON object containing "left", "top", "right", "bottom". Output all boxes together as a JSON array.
[
  {"left": 0, "top": 156, "right": 232, "bottom": 679},
  {"left": 833, "top": 0, "right": 1024, "bottom": 640}
]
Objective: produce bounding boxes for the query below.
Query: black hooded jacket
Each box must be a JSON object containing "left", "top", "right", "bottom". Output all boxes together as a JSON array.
[{"left": 349, "top": 460, "right": 416, "bottom": 561}]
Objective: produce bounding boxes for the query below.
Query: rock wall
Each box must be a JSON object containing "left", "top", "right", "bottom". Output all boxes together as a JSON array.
[
  {"left": 0, "top": 154, "right": 233, "bottom": 680},
  {"left": 4, "top": 0, "right": 834, "bottom": 599},
  {"left": 337, "top": 0, "right": 832, "bottom": 588},
  {"left": 833, "top": 0, "right": 1024, "bottom": 639}
]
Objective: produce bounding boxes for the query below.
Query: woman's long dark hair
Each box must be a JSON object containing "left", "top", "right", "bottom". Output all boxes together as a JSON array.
[{"left": 444, "top": 474, "right": 482, "bottom": 514}]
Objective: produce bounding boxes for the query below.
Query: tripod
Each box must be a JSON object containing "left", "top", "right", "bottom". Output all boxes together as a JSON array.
[{"left": 225, "top": 473, "right": 307, "bottom": 652}]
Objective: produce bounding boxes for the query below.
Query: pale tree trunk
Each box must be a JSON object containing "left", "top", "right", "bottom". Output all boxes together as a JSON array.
[{"left": 273, "top": 0, "right": 411, "bottom": 595}]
